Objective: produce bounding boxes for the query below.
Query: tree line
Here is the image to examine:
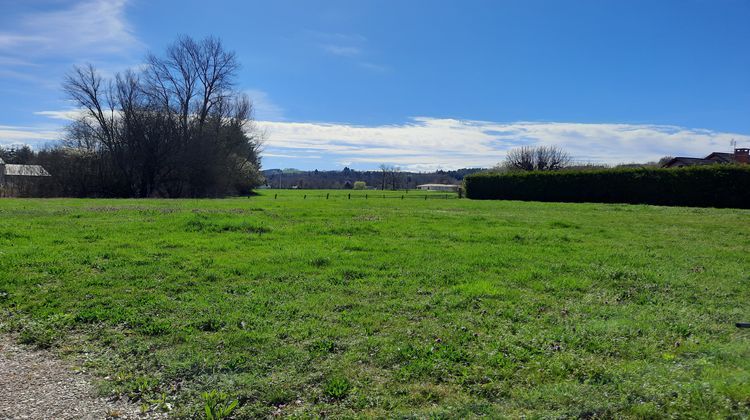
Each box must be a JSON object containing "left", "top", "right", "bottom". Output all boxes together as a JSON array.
[
  {"left": 261, "top": 167, "right": 483, "bottom": 190},
  {"left": 2, "top": 36, "right": 263, "bottom": 198}
]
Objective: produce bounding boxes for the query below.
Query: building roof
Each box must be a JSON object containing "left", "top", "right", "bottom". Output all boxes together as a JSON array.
[
  {"left": 704, "top": 152, "right": 735, "bottom": 163},
  {"left": 3, "top": 164, "right": 51, "bottom": 177},
  {"left": 664, "top": 157, "right": 717, "bottom": 167},
  {"left": 417, "top": 183, "right": 460, "bottom": 188},
  {"left": 663, "top": 151, "right": 742, "bottom": 168},
  {"left": 663, "top": 148, "right": 749, "bottom": 168}
]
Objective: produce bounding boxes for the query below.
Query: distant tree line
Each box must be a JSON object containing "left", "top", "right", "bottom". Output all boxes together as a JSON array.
[
  {"left": 2, "top": 36, "right": 263, "bottom": 198},
  {"left": 261, "top": 167, "right": 483, "bottom": 189}
]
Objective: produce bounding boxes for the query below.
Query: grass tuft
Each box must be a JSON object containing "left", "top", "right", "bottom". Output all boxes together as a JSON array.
[{"left": 323, "top": 377, "right": 351, "bottom": 400}]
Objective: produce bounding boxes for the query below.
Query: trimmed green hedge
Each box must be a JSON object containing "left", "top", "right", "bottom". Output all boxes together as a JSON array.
[{"left": 464, "top": 165, "right": 750, "bottom": 208}]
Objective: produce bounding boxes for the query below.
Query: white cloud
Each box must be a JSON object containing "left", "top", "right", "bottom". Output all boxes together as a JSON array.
[
  {"left": 311, "top": 31, "right": 385, "bottom": 71},
  {"left": 17, "top": 112, "right": 750, "bottom": 171},
  {"left": 309, "top": 31, "right": 367, "bottom": 44},
  {"left": 358, "top": 61, "right": 389, "bottom": 72},
  {"left": 40, "top": 90, "right": 286, "bottom": 124},
  {"left": 264, "top": 153, "right": 321, "bottom": 159},
  {"left": 321, "top": 45, "right": 361, "bottom": 57},
  {"left": 0, "top": 56, "right": 39, "bottom": 67},
  {"left": 257, "top": 118, "right": 750, "bottom": 171},
  {"left": 245, "top": 90, "right": 285, "bottom": 121},
  {"left": 0, "top": 0, "right": 141, "bottom": 60},
  {"left": 0, "top": 125, "right": 63, "bottom": 148},
  {"left": 0, "top": 35, "right": 47, "bottom": 49},
  {"left": 34, "top": 110, "right": 82, "bottom": 121},
  {"left": 313, "top": 32, "right": 365, "bottom": 58}
]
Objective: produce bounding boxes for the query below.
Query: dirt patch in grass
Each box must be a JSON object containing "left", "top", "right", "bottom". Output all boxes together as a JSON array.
[{"left": 0, "top": 335, "right": 164, "bottom": 419}]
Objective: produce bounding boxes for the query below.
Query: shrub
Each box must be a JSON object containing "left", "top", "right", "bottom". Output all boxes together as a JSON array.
[
  {"left": 464, "top": 165, "right": 750, "bottom": 208},
  {"left": 353, "top": 181, "right": 367, "bottom": 190}
]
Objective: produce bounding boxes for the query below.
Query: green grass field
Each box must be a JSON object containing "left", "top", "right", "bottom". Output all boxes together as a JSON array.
[{"left": 1, "top": 191, "right": 749, "bottom": 418}]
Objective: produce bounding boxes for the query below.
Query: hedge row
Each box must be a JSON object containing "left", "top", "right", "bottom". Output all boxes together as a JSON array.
[{"left": 464, "top": 165, "right": 750, "bottom": 208}]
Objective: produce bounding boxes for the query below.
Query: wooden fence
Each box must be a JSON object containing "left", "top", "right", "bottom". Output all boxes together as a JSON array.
[{"left": 267, "top": 191, "right": 462, "bottom": 200}]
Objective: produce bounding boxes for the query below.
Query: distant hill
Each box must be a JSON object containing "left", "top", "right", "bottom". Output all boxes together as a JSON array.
[{"left": 260, "top": 167, "right": 486, "bottom": 189}]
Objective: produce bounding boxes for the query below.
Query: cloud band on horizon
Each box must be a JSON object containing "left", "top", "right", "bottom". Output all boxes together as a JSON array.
[
  {"left": 4, "top": 114, "right": 749, "bottom": 171},
  {"left": 258, "top": 117, "right": 750, "bottom": 171}
]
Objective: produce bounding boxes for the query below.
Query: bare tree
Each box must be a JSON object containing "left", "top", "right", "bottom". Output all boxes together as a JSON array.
[
  {"left": 504, "top": 145, "right": 571, "bottom": 171},
  {"left": 505, "top": 146, "right": 535, "bottom": 171},
  {"left": 535, "top": 145, "right": 571, "bottom": 170},
  {"left": 379, "top": 164, "right": 390, "bottom": 190},
  {"left": 378, "top": 165, "right": 404, "bottom": 190},
  {"left": 390, "top": 166, "right": 402, "bottom": 190},
  {"left": 61, "top": 35, "right": 263, "bottom": 197}
]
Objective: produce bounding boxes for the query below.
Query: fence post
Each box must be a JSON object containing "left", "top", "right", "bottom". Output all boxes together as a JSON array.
[
  {"left": 326, "top": 193, "right": 329, "bottom": 199},
  {"left": 424, "top": 195, "right": 427, "bottom": 200},
  {"left": 304, "top": 194, "right": 306, "bottom": 199},
  {"left": 274, "top": 193, "right": 277, "bottom": 199},
  {"left": 348, "top": 193, "right": 351, "bottom": 200},
  {"left": 401, "top": 195, "right": 404, "bottom": 199},
  {"left": 365, "top": 194, "right": 368, "bottom": 199}
]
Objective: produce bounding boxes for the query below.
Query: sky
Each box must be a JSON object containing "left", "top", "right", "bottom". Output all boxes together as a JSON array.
[{"left": 1, "top": 0, "right": 749, "bottom": 171}]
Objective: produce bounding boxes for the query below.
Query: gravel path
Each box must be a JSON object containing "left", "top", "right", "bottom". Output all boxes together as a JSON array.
[{"left": 0, "top": 335, "right": 160, "bottom": 419}]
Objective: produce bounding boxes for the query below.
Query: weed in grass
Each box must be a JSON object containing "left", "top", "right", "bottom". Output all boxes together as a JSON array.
[
  {"left": 324, "top": 377, "right": 351, "bottom": 400},
  {"left": 0, "top": 230, "right": 27, "bottom": 240},
  {"left": 18, "top": 322, "right": 58, "bottom": 349},
  {"left": 16, "top": 314, "right": 71, "bottom": 349},
  {"left": 308, "top": 338, "right": 337, "bottom": 355},
  {"left": 194, "top": 317, "right": 225, "bottom": 332},
  {"left": 137, "top": 320, "right": 171, "bottom": 336},
  {"left": 186, "top": 217, "right": 270, "bottom": 235},
  {"left": 224, "top": 354, "right": 250, "bottom": 372},
  {"left": 309, "top": 256, "right": 331, "bottom": 267},
  {"left": 201, "top": 390, "right": 238, "bottom": 420},
  {"left": 265, "top": 387, "right": 295, "bottom": 407}
]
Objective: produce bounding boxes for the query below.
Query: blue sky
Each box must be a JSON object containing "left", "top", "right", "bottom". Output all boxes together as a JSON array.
[{"left": 1, "top": 0, "right": 749, "bottom": 170}]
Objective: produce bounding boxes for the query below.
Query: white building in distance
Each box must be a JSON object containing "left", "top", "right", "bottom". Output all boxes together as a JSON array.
[{"left": 416, "top": 183, "right": 460, "bottom": 192}]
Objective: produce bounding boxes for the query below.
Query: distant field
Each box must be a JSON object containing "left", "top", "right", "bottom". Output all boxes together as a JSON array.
[{"left": 1, "top": 191, "right": 748, "bottom": 417}]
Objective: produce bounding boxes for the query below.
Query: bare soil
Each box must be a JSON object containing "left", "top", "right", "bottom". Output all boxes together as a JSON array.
[{"left": 0, "top": 335, "right": 161, "bottom": 419}]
